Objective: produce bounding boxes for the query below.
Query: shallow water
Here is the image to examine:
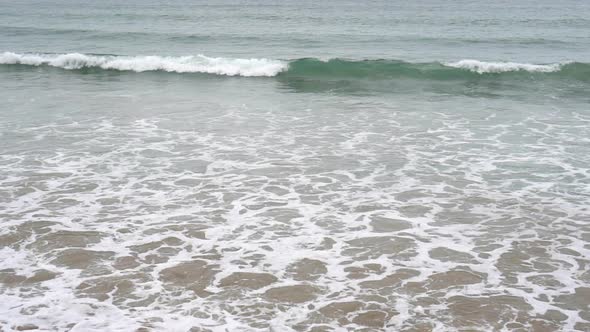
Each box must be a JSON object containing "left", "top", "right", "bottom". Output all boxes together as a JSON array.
[{"left": 1, "top": 1, "right": 590, "bottom": 331}]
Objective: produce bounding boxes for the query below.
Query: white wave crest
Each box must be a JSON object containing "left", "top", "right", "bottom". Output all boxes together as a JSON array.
[
  {"left": 445, "top": 59, "right": 563, "bottom": 73},
  {"left": 0, "top": 52, "right": 287, "bottom": 77}
]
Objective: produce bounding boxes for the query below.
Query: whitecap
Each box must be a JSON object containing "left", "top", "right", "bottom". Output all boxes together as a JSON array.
[
  {"left": 0, "top": 52, "right": 288, "bottom": 77},
  {"left": 445, "top": 59, "right": 564, "bottom": 73}
]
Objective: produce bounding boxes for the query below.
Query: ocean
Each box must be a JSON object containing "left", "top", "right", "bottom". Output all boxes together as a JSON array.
[{"left": 1, "top": 0, "right": 589, "bottom": 331}]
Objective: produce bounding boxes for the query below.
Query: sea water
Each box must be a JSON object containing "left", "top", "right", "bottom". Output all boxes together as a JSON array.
[{"left": 1, "top": 0, "right": 589, "bottom": 331}]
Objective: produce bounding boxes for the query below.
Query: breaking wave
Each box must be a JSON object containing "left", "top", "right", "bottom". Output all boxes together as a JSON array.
[
  {"left": 0, "top": 52, "right": 287, "bottom": 77},
  {"left": 1, "top": 52, "right": 588, "bottom": 80}
]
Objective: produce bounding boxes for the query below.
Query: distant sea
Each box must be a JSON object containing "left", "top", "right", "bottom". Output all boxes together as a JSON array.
[{"left": 1, "top": 0, "right": 589, "bottom": 331}]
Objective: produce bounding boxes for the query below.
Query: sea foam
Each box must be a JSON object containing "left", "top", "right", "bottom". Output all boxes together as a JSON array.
[
  {"left": 0, "top": 52, "right": 287, "bottom": 77},
  {"left": 445, "top": 59, "right": 564, "bottom": 73}
]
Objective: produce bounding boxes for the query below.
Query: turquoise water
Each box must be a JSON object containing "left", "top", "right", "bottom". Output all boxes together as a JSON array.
[{"left": 1, "top": 1, "right": 590, "bottom": 331}]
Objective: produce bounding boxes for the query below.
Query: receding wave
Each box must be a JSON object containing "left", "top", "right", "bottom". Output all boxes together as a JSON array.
[{"left": 1, "top": 52, "right": 588, "bottom": 80}]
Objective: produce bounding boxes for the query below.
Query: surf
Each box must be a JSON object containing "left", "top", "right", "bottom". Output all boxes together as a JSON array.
[
  {"left": 0, "top": 52, "right": 287, "bottom": 77},
  {"left": 1, "top": 52, "right": 588, "bottom": 81}
]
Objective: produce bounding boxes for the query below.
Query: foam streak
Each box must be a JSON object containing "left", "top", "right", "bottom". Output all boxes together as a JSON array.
[{"left": 445, "top": 59, "right": 563, "bottom": 73}]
